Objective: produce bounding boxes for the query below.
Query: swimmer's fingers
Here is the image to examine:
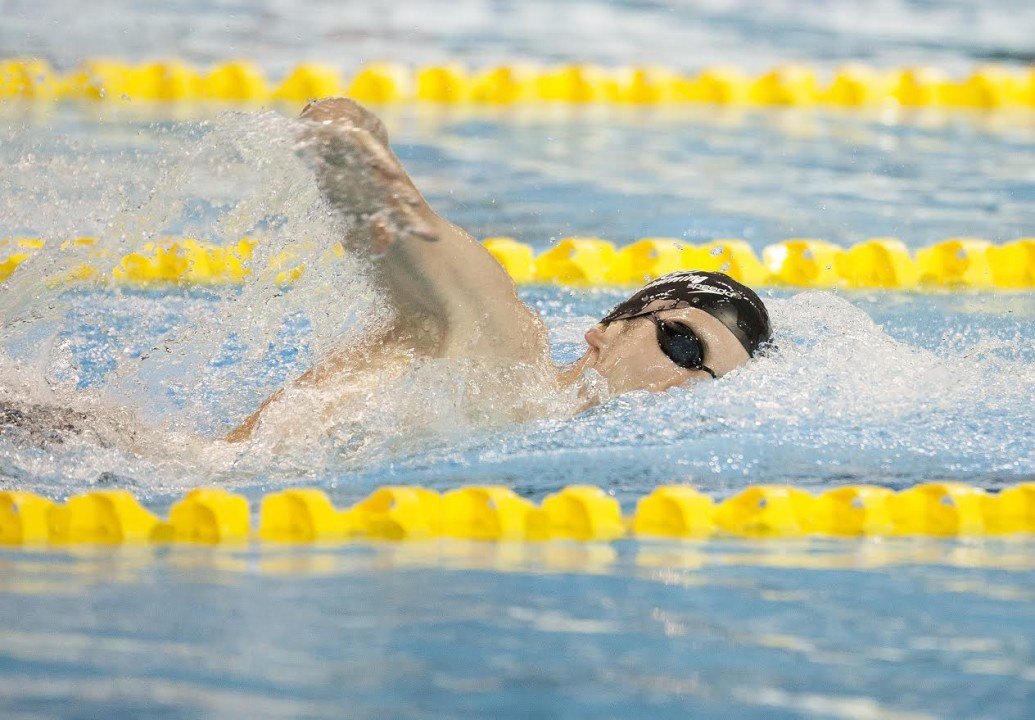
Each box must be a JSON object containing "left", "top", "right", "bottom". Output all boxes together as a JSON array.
[
  {"left": 368, "top": 208, "right": 438, "bottom": 253},
  {"left": 349, "top": 128, "right": 409, "bottom": 183},
  {"left": 298, "top": 99, "right": 435, "bottom": 242},
  {"left": 340, "top": 130, "right": 431, "bottom": 214},
  {"left": 301, "top": 122, "right": 405, "bottom": 187},
  {"left": 299, "top": 98, "right": 390, "bottom": 144},
  {"left": 300, "top": 98, "right": 358, "bottom": 123}
]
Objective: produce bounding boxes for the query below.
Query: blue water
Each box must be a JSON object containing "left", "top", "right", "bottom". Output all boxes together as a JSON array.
[
  {"left": 1, "top": 540, "right": 1034, "bottom": 719},
  {"left": 0, "top": 278, "right": 1031, "bottom": 718},
  {"left": 2, "top": 0, "right": 1033, "bottom": 74},
  {"left": 4, "top": 105, "right": 1033, "bottom": 248},
  {"left": 2, "top": 284, "right": 1032, "bottom": 502},
  {"left": 2, "top": 1, "right": 1035, "bottom": 717}
]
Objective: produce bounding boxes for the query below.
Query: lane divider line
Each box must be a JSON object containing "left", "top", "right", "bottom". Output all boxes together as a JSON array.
[
  {"left": 2, "top": 482, "right": 1034, "bottom": 546},
  {"left": 2, "top": 236, "right": 1032, "bottom": 289},
  {"left": 2, "top": 59, "right": 1034, "bottom": 108}
]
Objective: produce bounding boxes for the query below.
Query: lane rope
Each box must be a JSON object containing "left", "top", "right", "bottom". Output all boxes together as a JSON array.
[
  {"left": 2, "top": 482, "right": 1033, "bottom": 545},
  {"left": 2, "top": 236, "right": 1032, "bottom": 289},
  {"left": 2, "top": 59, "right": 1034, "bottom": 108}
]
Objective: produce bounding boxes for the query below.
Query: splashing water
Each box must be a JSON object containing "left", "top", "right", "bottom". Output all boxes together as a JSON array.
[
  {"left": 0, "top": 110, "right": 596, "bottom": 490},
  {"left": 361, "top": 290, "right": 1034, "bottom": 500},
  {"left": 0, "top": 110, "right": 1032, "bottom": 499},
  {"left": 0, "top": 111, "right": 380, "bottom": 484}
]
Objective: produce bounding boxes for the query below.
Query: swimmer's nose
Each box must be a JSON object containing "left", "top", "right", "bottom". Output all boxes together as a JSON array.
[{"left": 584, "top": 324, "right": 606, "bottom": 350}]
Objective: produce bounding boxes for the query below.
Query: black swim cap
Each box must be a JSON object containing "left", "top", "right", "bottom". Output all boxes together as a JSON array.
[{"left": 601, "top": 271, "right": 772, "bottom": 357}]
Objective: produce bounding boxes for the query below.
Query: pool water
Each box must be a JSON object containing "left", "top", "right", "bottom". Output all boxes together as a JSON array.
[
  {"left": 0, "top": 105, "right": 1031, "bottom": 719},
  {"left": 2, "top": 1, "right": 1035, "bottom": 717},
  {"left": 1, "top": 539, "right": 1034, "bottom": 719},
  {"left": 1, "top": 107, "right": 1031, "bottom": 500}
]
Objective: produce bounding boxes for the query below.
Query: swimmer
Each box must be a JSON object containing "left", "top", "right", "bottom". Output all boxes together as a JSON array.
[{"left": 226, "top": 98, "right": 771, "bottom": 442}]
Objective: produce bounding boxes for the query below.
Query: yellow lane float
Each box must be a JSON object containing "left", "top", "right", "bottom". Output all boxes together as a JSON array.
[
  {"left": 3, "top": 482, "right": 1034, "bottom": 548},
  {"left": 822, "top": 65, "right": 896, "bottom": 106},
  {"left": 440, "top": 486, "right": 538, "bottom": 541},
  {"left": 611, "top": 237, "right": 689, "bottom": 285},
  {"left": 533, "top": 237, "right": 618, "bottom": 286},
  {"left": 0, "top": 235, "right": 1032, "bottom": 289},
  {"left": 836, "top": 238, "right": 919, "bottom": 289},
  {"left": 984, "top": 484, "right": 1035, "bottom": 535},
  {"left": 273, "top": 63, "right": 343, "bottom": 102},
  {"left": 693, "top": 239, "right": 770, "bottom": 286},
  {"left": 887, "top": 482, "right": 989, "bottom": 536},
  {"left": 0, "top": 491, "right": 56, "bottom": 545},
  {"left": 165, "top": 488, "right": 251, "bottom": 544},
  {"left": 750, "top": 65, "right": 819, "bottom": 105},
  {"left": 347, "top": 62, "right": 410, "bottom": 103},
  {"left": 416, "top": 64, "right": 470, "bottom": 103},
  {"left": 917, "top": 237, "right": 995, "bottom": 288},
  {"left": 3, "top": 59, "right": 1034, "bottom": 109},
  {"left": 47, "top": 490, "right": 159, "bottom": 544},
  {"left": 204, "top": 61, "right": 269, "bottom": 101},
  {"left": 534, "top": 485, "right": 625, "bottom": 541},
  {"left": 763, "top": 238, "right": 844, "bottom": 288},
  {"left": 632, "top": 486, "right": 715, "bottom": 538},
  {"left": 260, "top": 488, "right": 351, "bottom": 542},
  {"left": 811, "top": 486, "right": 895, "bottom": 536},
  {"left": 713, "top": 485, "right": 817, "bottom": 537},
  {"left": 344, "top": 486, "right": 443, "bottom": 540},
  {"left": 988, "top": 238, "right": 1035, "bottom": 288},
  {"left": 483, "top": 236, "right": 536, "bottom": 284}
]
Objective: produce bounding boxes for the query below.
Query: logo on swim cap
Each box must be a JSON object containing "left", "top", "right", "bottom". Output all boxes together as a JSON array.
[
  {"left": 600, "top": 270, "right": 773, "bottom": 357},
  {"left": 639, "top": 271, "right": 742, "bottom": 299}
]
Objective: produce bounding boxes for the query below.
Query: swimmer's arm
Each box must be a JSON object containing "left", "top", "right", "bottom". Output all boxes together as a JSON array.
[
  {"left": 225, "top": 100, "right": 551, "bottom": 444},
  {"left": 299, "top": 98, "right": 548, "bottom": 363},
  {"left": 225, "top": 389, "right": 282, "bottom": 443}
]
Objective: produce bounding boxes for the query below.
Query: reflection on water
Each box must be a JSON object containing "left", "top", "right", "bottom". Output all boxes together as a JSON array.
[
  {"left": 8, "top": 536, "right": 1035, "bottom": 582},
  {"left": 0, "top": 538, "right": 1033, "bottom": 719}
]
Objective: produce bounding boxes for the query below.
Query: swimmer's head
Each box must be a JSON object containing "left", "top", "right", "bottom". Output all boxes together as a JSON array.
[{"left": 580, "top": 271, "right": 772, "bottom": 395}]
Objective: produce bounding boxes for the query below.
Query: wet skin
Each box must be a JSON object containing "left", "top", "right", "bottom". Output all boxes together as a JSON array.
[
  {"left": 227, "top": 98, "right": 754, "bottom": 441},
  {"left": 564, "top": 308, "right": 751, "bottom": 396}
]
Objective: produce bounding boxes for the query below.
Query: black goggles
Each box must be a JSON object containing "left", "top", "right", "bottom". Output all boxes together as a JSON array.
[{"left": 647, "top": 313, "right": 717, "bottom": 379}]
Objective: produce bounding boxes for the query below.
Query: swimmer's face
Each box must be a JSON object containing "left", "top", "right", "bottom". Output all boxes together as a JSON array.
[{"left": 580, "top": 308, "right": 750, "bottom": 395}]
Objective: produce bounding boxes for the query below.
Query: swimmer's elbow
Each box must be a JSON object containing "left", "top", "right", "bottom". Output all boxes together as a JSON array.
[
  {"left": 225, "top": 387, "right": 284, "bottom": 443},
  {"left": 224, "top": 421, "right": 253, "bottom": 444}
]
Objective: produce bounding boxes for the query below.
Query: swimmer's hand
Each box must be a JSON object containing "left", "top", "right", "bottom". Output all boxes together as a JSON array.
[
  {"left": 295, "top": 98, "right": 549, "bottom": 365},
  {"left": 297, "top": 97, "right": 437, "bottom": 253}
]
